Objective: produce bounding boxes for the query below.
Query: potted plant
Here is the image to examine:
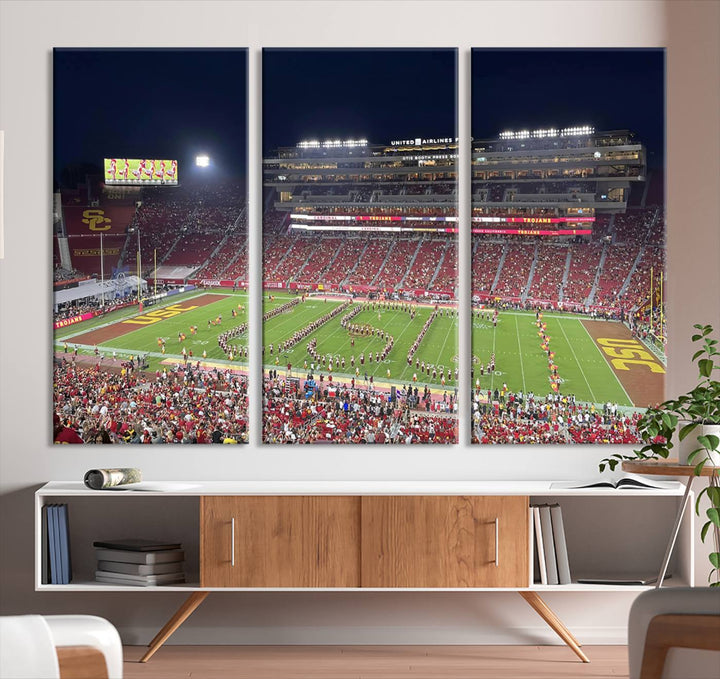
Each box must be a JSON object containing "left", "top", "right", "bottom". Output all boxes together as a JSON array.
[{"left": 600, "top": 324, "right": 720, "bottom": 586}]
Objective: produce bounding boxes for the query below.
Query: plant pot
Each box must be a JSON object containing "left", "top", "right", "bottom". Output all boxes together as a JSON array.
[{"left": 677, "top": 422, "right": 720, "bottom": 467}]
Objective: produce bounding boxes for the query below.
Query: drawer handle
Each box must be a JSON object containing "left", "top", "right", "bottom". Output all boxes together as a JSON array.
[
  {"left": 231, "top": 517, "right": 235, "bottom": 567},
  {"left": 494, "top": 517, "right": 499, "bottom": 567}
]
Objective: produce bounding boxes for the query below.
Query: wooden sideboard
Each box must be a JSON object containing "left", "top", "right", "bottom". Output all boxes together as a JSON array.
[{"left": 35, "top": 481, "right": 693, "bottom": 664}]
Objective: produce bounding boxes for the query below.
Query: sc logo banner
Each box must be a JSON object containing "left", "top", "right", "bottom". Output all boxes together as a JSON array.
[{"left": 81, "top": 209, "right": 112, "bottom": 231}]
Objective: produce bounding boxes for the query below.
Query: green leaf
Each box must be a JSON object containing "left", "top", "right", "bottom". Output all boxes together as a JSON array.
[
  {"left": 710, "top": 552, "right": 720, "bottom": 569},
  {"left": 679, "top": 422, "right": 699, "bottom": 441},
  {"left": 701, "top": 521, "right": 711, "bottom": 541},
  {"left": 698, "top": 435, "right": 720, "bottom": 451},
  {"left": 706, "top": 486, "right": 720, "bottom": 505},
  {"left": 687, "top": 448, "right": 702, "bottom": 464},
  {"left": 699, "top": 359, "right": 713, "bottom": 377},
  {"left": 692, "top": 334, "right": 703, "bottom": 342},
  {"left": 707, "top": 507, "right": 720, "bottom": 528},
  {"left": 695, "top": 459, "right": 708, "bottom": 475}
]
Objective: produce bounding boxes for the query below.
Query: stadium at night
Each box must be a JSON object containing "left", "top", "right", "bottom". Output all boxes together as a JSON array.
[{"left": 51, "top": 47, "right": 664, "bottom": 445}]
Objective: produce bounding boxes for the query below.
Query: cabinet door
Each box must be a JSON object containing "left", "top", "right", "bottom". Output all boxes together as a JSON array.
[
  {"left": 361, "top": 496, "right": 529, "bottom": 588},
  {"left": 200, "top": 496, "right": 361, "bottom": 587}
]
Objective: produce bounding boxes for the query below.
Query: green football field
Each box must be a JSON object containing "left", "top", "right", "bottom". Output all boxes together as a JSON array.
[
  {"left": 472, "top": 309, "right": 633, "bottom": 406},
  {"left": 263, "top": 293, "right": 458, "bottom": 387},
  {"left": 54, "top": 291, "right": 635, "bottom": 406},
  {"left": 54, "top": 290, "right": 249, "bottom": 372}
]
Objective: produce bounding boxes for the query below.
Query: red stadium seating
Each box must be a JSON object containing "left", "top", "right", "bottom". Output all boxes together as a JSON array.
[
  {"left": 562, "top": 242, "right": 603, "bottom": 306},
  {"left": 345, "top": 239, "right": 394, "bottom": 287},
  {"left": 526, "top": 244, "right": 568, "bottom": 303},
  {"left": 492, "top": 243, "right": 536, "bottom": 300}
]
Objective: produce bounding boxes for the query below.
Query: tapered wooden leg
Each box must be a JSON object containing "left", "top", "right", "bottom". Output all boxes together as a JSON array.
[
  {"left": 518, "top": 591, "right": 590, "bottom": 663},
  {"left": 140, "top": 591, "right": 210, "bottom": 663}
]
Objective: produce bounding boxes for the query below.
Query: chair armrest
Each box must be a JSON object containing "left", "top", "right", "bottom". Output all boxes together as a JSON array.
[
  {"left": 57, "top": 646, "right": 109, "bottom": 679},
  {"left": 640, "top": 614, "right": 720, "bottom": 679}
]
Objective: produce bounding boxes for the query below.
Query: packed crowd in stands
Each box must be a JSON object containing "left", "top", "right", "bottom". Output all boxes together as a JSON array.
[
  {"left": 471, "top": 242, "right": 503, "bottom": 296},
  {"left": 54, "top": 267, "right": 86, "bottom": 282},
  {"left": 344, "top": 239, "right": 393, "bottom": 286},
  {"left": 263, "top": 375, "right": 457, "bottom": 444},
  {"left": 561, "top": 242, "right": 603, "bottom": 306},
  {"left": 118, "top": 184, "right": 245, "bottom": 275},
  {"left": 194, "top": 240, "right": 247, "bottom": 281},
  {"left": 375, "top": 239, "right": 419, "bottom": 289},
  {"left": 525, "top": 244, "right": 568, "bottom": 303},
  {"left": 472, "top": 389, "right": 641, "bottom": 444},
  {"left": 423, "top": 240, "right": 456, "bottom": 292},
  {"left": 593, "top": 244, "right": 641, "bottom": 309},
  {"left": 491, "top": 243, "right": 536, "bottom": 299},
  {"left": 402, "top": 239, "right": 441, "bottom": 290},
  {"left": 294, "top": 238, "right": 344, "bottom": 284},
  {"left": 624, "top": 246, "right": 665, "bottom": 309},
  {"left": 53, "top": 359, "right": 248, "bottom": 444},
  {"left": 321, "top": 238, "right": 368, "bottom": 286},
  {"left": 612, "top": 207, "right": 660, "bottom": 244},
  {"left": 54, "top": 293, "right": 138, "bottom": 322}
]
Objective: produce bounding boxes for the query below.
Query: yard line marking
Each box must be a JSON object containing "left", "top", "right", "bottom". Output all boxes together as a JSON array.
[
  {"left": 557, "top": 318, "right": 597, "bottom": 403},
  {"left": 577, "top": 320, "right": 634, "bottom": 406},
  {"left": 514, "top": 314, "right": 527, "bottom": 393},
  {"left": 491, "top": 322, "right": 497, "bottom": 392}
]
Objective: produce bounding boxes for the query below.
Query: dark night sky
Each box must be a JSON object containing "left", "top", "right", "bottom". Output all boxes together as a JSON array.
[
  {"left": 53, "top": 47, "right": 664, "bottom": 188},
  {"left": 262, "top": 49, "right": 458, "bottom": 154},
  {"left": 471, "top": 49, "right": 665, "bottom": 168},
  {"left": 53, "top": 48, "right": 248, "bottom": 187}
]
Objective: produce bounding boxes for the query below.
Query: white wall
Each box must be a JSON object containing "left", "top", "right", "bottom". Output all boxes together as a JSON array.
[{"left": 1, "top": 0, "right": 718, "bottom": 646}]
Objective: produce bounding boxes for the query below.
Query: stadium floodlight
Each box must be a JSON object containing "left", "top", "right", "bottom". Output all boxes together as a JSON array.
[
  {"left": 560, "top": 125, "right": 594, "bottom": 137},
  {"left": 195, "top": 155, "right": 210, "bottom": 167}
]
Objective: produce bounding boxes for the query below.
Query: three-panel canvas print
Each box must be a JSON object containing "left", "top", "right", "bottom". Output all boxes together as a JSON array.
[{"left": 52, "top": 47, "right": 665, "bottom": 446}]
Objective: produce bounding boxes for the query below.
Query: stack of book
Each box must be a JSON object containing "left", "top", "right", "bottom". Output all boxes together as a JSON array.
[
  {"left": 93, "top": 539, "right": 185, "bottom": 586},
  {"left": 531, "top": 503, "right": 571, "bottom": 586}
]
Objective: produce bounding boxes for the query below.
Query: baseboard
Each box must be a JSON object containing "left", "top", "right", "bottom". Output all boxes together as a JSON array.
[{"left": 119, "top": 624, "right": 629, "bottom": 646}]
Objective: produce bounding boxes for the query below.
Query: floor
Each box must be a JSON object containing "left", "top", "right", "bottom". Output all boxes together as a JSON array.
[{"left": 122, "top": 645, "right": 630, "bottom": 678}]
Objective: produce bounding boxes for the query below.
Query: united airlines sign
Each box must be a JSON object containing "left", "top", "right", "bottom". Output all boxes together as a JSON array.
[{"left": 390, "top": 137, "right": 458, "bottom": 146}]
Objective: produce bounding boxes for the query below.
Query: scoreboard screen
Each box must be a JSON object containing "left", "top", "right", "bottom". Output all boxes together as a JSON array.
[{"left": 104, "top": 158, "right": 178, "bottom": 186}]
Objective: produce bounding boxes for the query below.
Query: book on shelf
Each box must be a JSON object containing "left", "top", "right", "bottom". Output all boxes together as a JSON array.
[
  {"left": 94, "top": 547, "right": 184, "bottom": 565},
  {"left": 94, "top": 570, "right": 185, "bottom": 586},
  {"left": 92, "top": 538, "right": 182, "bottom": 552},
  {"left": 47, "top": 505, "right": 59, "bottom": 585},
  {"left": 532, "top": 503, "right": 572, "bottom": 586},
  {"left": 550, "top": 474, "right": 678, "bottom": 491},
  {"left": 538, "top": 505, "right": 559, "bottom": 585},
  {"left": 549, "top": 504, "right": 571, "bottom": 585},
  {"left": 58, "top": 504, "right": 72, "bottom": 584},
  {"left": 532, "top": 506, "right": 547, "bottom": 585},
  {"left": 41, "top": 504, "right": 50, "bottom": 585},
  {"left": 97, "top": 560, "right": 184, "bottom": 576}
]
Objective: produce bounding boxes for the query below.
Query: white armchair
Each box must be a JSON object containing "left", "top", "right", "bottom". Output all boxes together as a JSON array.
[
  {"left": 628, "top": 587, "right": 720, "bottom": 679},
  {"left": 0, "top": 615, "right": 122, "bottom": 679}
]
